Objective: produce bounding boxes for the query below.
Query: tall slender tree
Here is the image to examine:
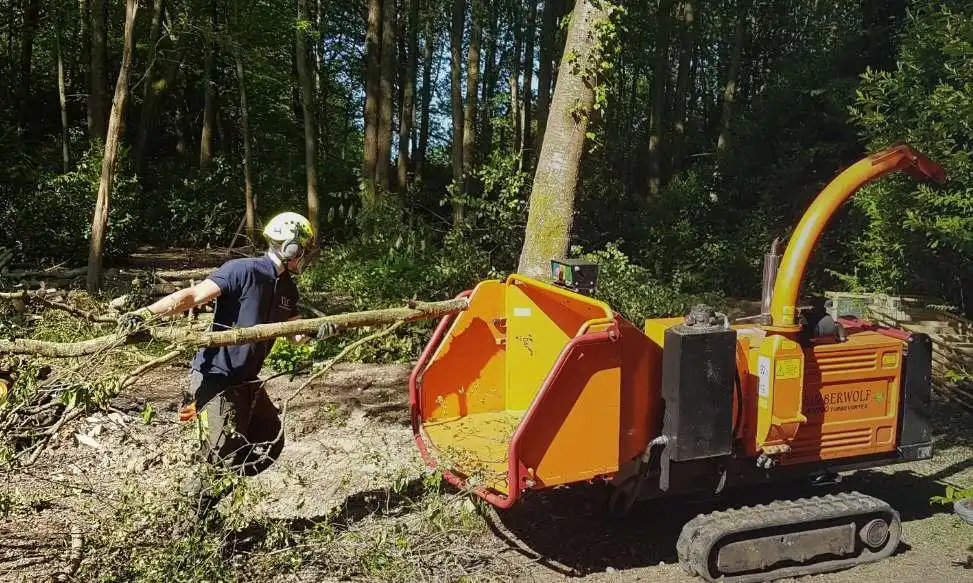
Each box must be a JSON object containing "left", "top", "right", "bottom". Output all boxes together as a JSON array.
[
  {"left": 670, "top": 0, "right": 695, "bottom": 174},
  {"left": 520, "top": 0, "right": 537, "bottom": 167},
  {"left": 398, "top": 0, "right": 419, "bottom": 190},
  {"left": 416, "top": 14, "right": 434, "bottom": 180},
  {"left": 55, "top": 2, "right": 70, "bottom": 171},
  {"left": 87, "top": 0, "right": 139, "bottom": 293},
  {"left": 89, "top": 0, "right": 109, "bottom": 142},
  {"left": 377, "top": 0, "right": 397, "bottom": 193},
  {"left": 647, "top": 0, "right": 674, "bottom": 197},
  {"left": 462, "top": 0, "right": 482, "bottom": 195},
  {"left": 200, "top": 0, "right": 219, "bottom": 169},
  {"left": 449, "top": 0, "right": 466, "bottom": 223},
  {"left": 297, "top": 0, "right": 320, "bottom": 240},
  {"left": 362, "top": 0, "right": 382, "bottom": 207}
]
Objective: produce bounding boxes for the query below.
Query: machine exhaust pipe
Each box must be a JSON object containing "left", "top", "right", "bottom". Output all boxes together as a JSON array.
[{"left": 760, "top": 238, "right": 783, "bottom": 323}]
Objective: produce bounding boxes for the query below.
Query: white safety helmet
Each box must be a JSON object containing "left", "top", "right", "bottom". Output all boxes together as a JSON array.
[{"left": 263, "top": 212, "right": 314, "bottom": 271}]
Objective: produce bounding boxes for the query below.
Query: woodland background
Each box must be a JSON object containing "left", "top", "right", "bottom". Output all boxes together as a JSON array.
[{"left": 0, "top": 0, "right": 970, "bottom": 331}]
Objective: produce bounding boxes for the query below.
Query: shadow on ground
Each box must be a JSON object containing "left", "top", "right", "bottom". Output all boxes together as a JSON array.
[{"left": 488, "top": 467, "right": 958, "bottom": 577}]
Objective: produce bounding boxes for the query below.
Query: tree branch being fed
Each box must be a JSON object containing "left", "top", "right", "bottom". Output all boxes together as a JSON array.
[{"left": 0, "top": 298, "right": 469, "bottom": 358}]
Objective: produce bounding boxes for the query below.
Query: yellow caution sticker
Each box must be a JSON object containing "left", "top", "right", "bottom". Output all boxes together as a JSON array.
[
  {"left": 775, "top": 358, "right": 801, "bottom": 380},
  {"left": 782, "top": 305, "right": 796, "bottom": 325},
  {"left": 882, "top": 352, "right": 899, "bottom": 368}
]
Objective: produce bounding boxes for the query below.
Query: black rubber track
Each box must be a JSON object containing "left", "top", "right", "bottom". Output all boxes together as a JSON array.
[{"left": 676, "top": 491, "right": 901, "bottom": 583}]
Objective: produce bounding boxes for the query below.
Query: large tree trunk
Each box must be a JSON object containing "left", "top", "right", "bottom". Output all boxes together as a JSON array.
[
  {"left": 297, "top": 0, "right": 320, "bottom": 241},
  {"left": 236, "top": 49, "right": 256, "bottom": 245},
  {"left": 199, "top": 0, "right": 218, "bottom": 169},
  {"left": 133, "top": 0, "right": 167, "bottom": 171},
  {"left": 647, "top": 0, "right": 674, "bottom": 198},
  {"left": 89, "top": 0, "right": 109, "bottom": 143},
  {"left": 86, "top": 0, "right": 139, "bottom": 294},
  {"left": 362, "top": 0, "right": 382, "bottom": 207},
  {"left": 397, "top": 0, "right": 418, "bottom": 190},
  {"left": 716, "top": 0, "right": 747, "bottom": 166},
  {"left": 520, "top": 0, "right": 536, "bottom": 169},
  {"left": 377, "top": 0, "right": 397, "bottom": 193},
  {"left": 415, "top": 15, "right": 434, "bottom": 180},
  {"left": 518, "top": 0, "right": 613, "bottom": 277},
  {"left": 462, "top": 0, "right": 481, "bottom": 195},
  {"left": 670, "top": 0, "right": 695, "bottom": 174},
  {"left": 55, "top": 4, "right": 70, "bottom": 172},
  {"left": 535, "top": 0, "right": 560, "bottom": 159},
  {"left": 449, "top": 0, "right": 466, "bottom": 224}
]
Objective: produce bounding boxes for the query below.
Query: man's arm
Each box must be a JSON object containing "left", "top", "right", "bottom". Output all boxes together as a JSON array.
[
  {"left": 146, "top": 279, "right": 223, "bottom": 318},
  {"left": 117, "top": 279, "right": 222, "bottom": 333}
]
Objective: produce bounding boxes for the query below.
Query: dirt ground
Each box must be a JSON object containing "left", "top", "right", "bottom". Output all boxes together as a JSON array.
[{"left": 1, "top": 360, "right": 971, "bottom": 583}]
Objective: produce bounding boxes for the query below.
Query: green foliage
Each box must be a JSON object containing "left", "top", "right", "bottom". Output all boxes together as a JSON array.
[
  {"left": 930, "top": 484, "right": 973, "bottom": 505},
  {"left": 848, "top": 2, "right": 973, "bottom": 316},
  {"left": 264, "top": 337, "right": 316, "bottom": 375},
  {"left": 571, "top": 242, "right": 722, "bottom": 324},
  {"left": 0, "top": 147, "right": 141, "bottom": 263}
]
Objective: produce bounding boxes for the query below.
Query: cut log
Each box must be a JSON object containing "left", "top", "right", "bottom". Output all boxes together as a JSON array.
[{"left": 0, "top": 298, "right": 468, "bottom": 358}]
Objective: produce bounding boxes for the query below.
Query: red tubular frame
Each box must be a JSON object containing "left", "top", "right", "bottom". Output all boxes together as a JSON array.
[{"left": 409, "top": 288, "right": 618, "bottom": 509}]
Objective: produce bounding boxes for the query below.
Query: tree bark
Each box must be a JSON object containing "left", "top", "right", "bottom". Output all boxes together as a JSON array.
[
  {"left": 362, "top": 0, "right": 382, "bottom": 207},
  {"left": 670, "top": 0, "right": 694, "bottom": 174},
  {"left": 517, "top": 0, "right": 612, "bottom": 278},
  {"left": 199, "top": 0, "right": 218, "bottom": 169},
  {"left": 297, "top": 0, "right": 320, "bottom": 241},
  {"left": 377, "top": 0, "right": 397, "bottom": 193},
  {"left": 133, "top": 0, "right": 167, "bottom": 171},
  {"left": 236, "top": 50, "right": 256, "bottom": 245},
  {"left": 462, "top": 0, "right": 482, "bottom": 194},
  {"left": 55, "top": 4, "right": 70, "bottom": 172},
  {"left": 86, "top": 0, "right": 139, "bottom": 294},
  {"left": 397, "top": 0, "right": 418, "bottom": 190},
  {"left": 716, "top": 0, "right": 747, "bottom": 165},
  {"left": 449, "top": 0, "right": 466, "bottom": 223},
  {"left": 535, "top": 0, "right": 560, "bottom": 159},
  {"left": 89, "top": 0, "right": 108, "bottom": 143},
  {"left": 648, "top": 0, "right": 674, "bottom": 198},
  {"left": 520, "top": 0, "right": 536, "bottom": 169},
  {"left": 0, "top": 299, "right": 469, "bottom": 358},
  {"left": 415, "top": 15, "right": 434, "bottom": 180}
]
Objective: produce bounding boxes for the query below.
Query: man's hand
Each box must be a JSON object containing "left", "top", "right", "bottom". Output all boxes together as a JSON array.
[
  {"left": 316, "top": 321, "right": 339, "bottom": 340},
  {"left": 116, "top": 308, "right": 153, "bottom": 335}
]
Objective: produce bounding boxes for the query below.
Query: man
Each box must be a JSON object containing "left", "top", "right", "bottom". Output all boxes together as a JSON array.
[{"left": 117, "top": 212, "right": 335, "bottom": 495}]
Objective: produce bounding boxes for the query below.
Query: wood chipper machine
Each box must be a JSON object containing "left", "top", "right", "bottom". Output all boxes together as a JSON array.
[{"left": 409, "top": 144, "right": 947, "bottom": 582}]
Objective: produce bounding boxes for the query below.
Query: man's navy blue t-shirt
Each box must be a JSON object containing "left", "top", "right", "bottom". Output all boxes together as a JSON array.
[{"left": 190, "top": 255, "right": 299, "bottom": 382}]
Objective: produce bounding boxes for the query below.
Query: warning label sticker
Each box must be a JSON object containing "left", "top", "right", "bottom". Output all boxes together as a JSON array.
[
  {"left": 775, "top": 358, "right": 801, "bottom": 380},
  {"left": 758, "top": 356, "right": 771, "bottom": 397}
]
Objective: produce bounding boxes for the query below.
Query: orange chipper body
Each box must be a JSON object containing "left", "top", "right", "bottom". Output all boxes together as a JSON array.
[
  {"left": 410, "top": 144, "right": 946, "bottom": 582},
  {"left": 410, "top": 145, "right": 944, "bottom": 513}
]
